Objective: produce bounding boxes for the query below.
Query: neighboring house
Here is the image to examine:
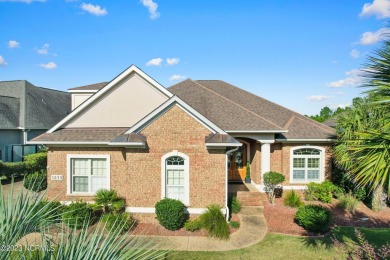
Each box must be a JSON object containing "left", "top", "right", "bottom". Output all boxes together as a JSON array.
[
  {"left": 0, "top": 80, "right": 71, "bottom": 162},
  {"left": 323, "top": 117, "right": 337, "bottom": 128},
  {"left": 29, "top": 65, "right": 335, "bottom": 221}
]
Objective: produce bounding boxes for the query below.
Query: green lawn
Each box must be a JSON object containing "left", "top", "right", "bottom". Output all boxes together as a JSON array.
[{"left": 167, "top": 227, "right": 390, "bottom": 260}]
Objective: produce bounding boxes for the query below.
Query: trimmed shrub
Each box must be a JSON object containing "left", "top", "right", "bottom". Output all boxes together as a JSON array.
[
  {"left": 92, "top": 189, "right": 125, "bottom": 214},
  {"left": 0, "top": 161, "right": 26, "bottom": 178},
  {"left": 0, "top": 150, "right": 47, "bottom": 178},
  {"left": 294, "top": 205, "right": 331, "bottom": 233},
  {"left": 102, "top": 212, "right": 134, "bottom": 234},
  {"left": 263, "top": 171, "right": 285, "bottom": 204},
  {"left": 62, "top": 201, "right": 95, "bottom": 229},
  {"left": 32, "top": 200, "right": 63, "bottom": 223},
  {"left": 337, "top": 192, "right": 359, "bottom": 213},
  {"left": 283, "top": 190, "right": 304, "bottom": 208},
  {"left": 230, "top": 221, "right": 240, "bottom": 228},
  {"left": 305, "top": 181, "right": 338, "bottom": 203},
  {"left": 184, "top": 218, "right": 203, "bottom": 232},
  {"left": 155, "top": 198, "right": 186, "bottom": 231},
  {"left": 231, "top": 196, "right": 241, "bottom": 214},
  {"left": 24, "top": 152, "right": 47, "bottom": 174},
  {"left": 199, "top": 204, "right": 230, "bottom": 240},
  {"left": 23, "top": 171, "right": 47, "bottom": 192}
]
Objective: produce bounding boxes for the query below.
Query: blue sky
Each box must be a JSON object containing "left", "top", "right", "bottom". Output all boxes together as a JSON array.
[{"left": 0, "top": 0, "right": 389, "bottom": 115}]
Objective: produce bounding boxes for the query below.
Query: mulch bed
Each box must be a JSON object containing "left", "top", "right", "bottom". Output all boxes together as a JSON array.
[
  {"left": 264, "top": 197, "right": 390, "bottom": 236},
  {"left": 131, "top": 214, "right": 240, "bottom": 237}
]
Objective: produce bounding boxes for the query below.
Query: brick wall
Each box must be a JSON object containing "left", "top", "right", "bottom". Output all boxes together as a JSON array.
[{"left": 46, "top": 105, "right": 226, "bottom": 221}]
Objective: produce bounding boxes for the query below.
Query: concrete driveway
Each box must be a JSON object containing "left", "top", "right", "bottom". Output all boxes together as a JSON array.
[{"left": 1, "top": 178, "right": 29, "bottom": 200}]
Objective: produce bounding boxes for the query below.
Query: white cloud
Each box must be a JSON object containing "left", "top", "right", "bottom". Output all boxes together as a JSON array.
[
  {"left": 359, "top": 27, "right": 390, "bottom": 45},
  {"left": 166, "top": 58, "right": 179, "bottom": 66},
  {"left": 81, "top": 3, "right": 107, "bottom": 16},
  {"left": 140, "top": 0, "right": 160, "bottom": 19},
  {"left": 0, "top": 0, "right": 46, "bottom": 3},
  {"left": 39, "top": 62, "right": 57, "bottom": 69},
  {"left": 328, "top": 69, "right": 364, "bottom": 88},
  {"left": 360, "top": 0, "right": 390, "bottom": 19},
  {"left": 307, "top": 95, "right": 333, "bottom": 102},
  {"left": 330, "top": 103, "right": 351, "bottom": 109},
  {"left": 0, "top": 56, "right": 7, "bottom": 66},
  {"left": 169, "top": 74, "right": 186, "bottom": 81},
  {"left": 350, "top": 49, "right": 360, "bottom": 58},
  {"left": 8, "top": 40, "right": 20, "bottom": 48},
  {"left": 146, "top": 58, "right": 163, "bottom": 66},
  {"left": 36, "top": 43, "right": 49, "bottom": 55}
]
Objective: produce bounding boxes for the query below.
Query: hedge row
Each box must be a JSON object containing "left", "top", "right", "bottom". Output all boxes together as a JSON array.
[{"left": 0, "top": 151, "right": 47, "bottom": 178}]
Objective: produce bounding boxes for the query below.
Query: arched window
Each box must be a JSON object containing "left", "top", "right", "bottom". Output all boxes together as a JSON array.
[
  {"left": 290, "top": 147, "right": 324, "bottom": 183},
  {"left": 161, "top": 151, "right": 189, "bottom": 205}
]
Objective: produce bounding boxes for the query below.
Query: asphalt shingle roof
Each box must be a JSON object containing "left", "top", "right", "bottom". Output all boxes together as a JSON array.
[
  {"left": 0, "top": 96, "right": 19, "bottom": 129},
  {"left": 0, "top": 80, "right": 71, "bottom": 130},
  {"left": 32, "top": 128, "right": 128, "bottom": 142},
  {"left": 68, "top": 82, "right": 108, "bottom": 91},
  {"left": 169, "top": 79, "right": 335, "bottom": 139},
  {"left": 41, "top": 78, "right": 335, "bottom": 142}
]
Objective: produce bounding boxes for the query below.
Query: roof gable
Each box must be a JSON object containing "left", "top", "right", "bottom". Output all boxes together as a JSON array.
[
  {"left": 48, "top": 65, "right": 173, "bottom": 132},
  {"left": 125, "top": 95, "right": 226, "bottom": 135}
]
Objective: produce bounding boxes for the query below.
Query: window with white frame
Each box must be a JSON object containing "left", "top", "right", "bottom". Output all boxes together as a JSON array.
[
  {"left": 69, "top": 156, "right": 109, "bottom": 194},
  {"left": 161, "top": 151, "right": 189, "bottom": 205},
  {"left": 165, "top": 156, "right": 186, "bottom": 202},
  {"left": 291, "top": 148, "right": 323, "bottom": 183}
]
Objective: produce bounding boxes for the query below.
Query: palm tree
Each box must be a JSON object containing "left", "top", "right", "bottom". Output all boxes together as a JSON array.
[
  {"left": 335, "top": 39, "right": 390, "bottom": 210},
  {"left": 363, "top": 39, "right": 390, "bottom": 105},
  {"left": 0, "top": 181, "right": 168, "bottom": 259},
  {"left": 93, "top": 189, "right": 125, "bottom": 213}
]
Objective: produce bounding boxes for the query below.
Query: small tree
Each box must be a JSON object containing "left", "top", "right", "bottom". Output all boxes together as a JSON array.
[{"left": 263, "top": 171, "right": 285, "bottom": 204}]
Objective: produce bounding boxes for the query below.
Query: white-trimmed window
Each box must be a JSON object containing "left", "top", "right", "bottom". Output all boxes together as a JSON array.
[
  {"left": 290, "top": 147, "right": 324, "bottom": 183},
  {"left": 67, "top": 155, "right": 110, "bottom": 194},
  {"left": 161, "top": 151, "right": 189, "bottom": 205}
]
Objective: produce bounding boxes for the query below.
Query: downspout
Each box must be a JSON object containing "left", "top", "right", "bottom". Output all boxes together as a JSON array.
[{"left": 225, "top": 146, "right": 239, "bottom": 222}]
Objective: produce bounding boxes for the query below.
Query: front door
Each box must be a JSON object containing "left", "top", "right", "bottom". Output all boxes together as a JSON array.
[{"left": 228, "top": 143, "right": 247, "bottom": 181}]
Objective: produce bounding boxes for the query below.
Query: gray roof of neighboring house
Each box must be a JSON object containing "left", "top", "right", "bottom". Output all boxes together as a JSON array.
[
  {"left": 169, "top": 80, "right": 335, "bottom": 139},
  {"left": 0, "top": 96, "right": 20, "bottom": 129},
  {"left": 68, "top": 82, "right": 108, "bottom": 91},
  {"left": 323, "top": 117, "right": 337, "bottom": 128},
  {"left": 0, "top": 80, "right": 71, "bottom": 130}
]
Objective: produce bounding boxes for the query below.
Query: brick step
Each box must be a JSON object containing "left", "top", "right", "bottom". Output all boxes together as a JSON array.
[{"left": 233, "top": 191, "right": 265, "bottom": 206}]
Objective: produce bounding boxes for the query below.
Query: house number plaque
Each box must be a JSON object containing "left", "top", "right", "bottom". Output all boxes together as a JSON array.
[{"left": 51, "top": 175, "right": 63, "bottom": 181}]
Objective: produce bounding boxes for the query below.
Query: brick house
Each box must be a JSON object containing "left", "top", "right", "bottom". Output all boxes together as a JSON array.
[{"left": 29, "top": 65, "right": 335, "bottom": 221}]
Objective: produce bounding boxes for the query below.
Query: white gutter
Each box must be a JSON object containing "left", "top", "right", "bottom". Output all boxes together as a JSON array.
[
  {"left": 206, "top": 143, "right": 242, "bottom": 148},
  {"left": 26, "top": 141, "right": 145, "bottom": 147},
  {"left": 226, "top": 130, "right": 288, "bottom": 133},
  {"left": 275, "top": 139, "right": 334, "bottom": 142},
  {"left": 225, "top": 146, "right": 240, "bottom": 222},
  {"left": 68, "top": 90, "right": 99, "bottom": 93}
]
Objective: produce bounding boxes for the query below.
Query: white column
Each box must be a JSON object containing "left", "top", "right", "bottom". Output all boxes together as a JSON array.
[{"left": 260, "top": 141, "right": 274, "bottom": 183}]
